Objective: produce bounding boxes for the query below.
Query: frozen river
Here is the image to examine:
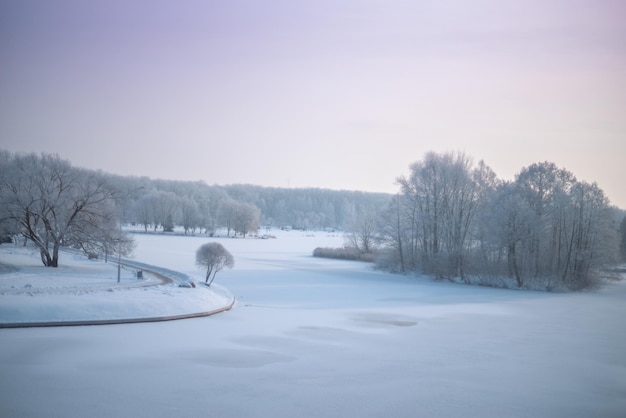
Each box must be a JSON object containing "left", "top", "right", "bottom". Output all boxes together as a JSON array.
[{"left": 1, "top": 231, "right": 625, "bottom": 417}]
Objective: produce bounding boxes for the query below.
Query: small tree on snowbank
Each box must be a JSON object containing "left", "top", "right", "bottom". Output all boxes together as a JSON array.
[{"left": 195, "top": 242, "right": 234, "bottom": 286}]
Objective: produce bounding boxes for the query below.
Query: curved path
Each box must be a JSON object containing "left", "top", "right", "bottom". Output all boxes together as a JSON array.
[
  {"left": 0, "top": 297, "right": 235, "bottom": 328},
  {"left": 0, "top": 257, "right": 235, "bottom": 329}
]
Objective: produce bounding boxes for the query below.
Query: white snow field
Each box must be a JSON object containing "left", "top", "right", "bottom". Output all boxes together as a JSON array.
[
  {"left": 1, "top": 230, "right": 625, "bottom": 418},
  {"left": 0, "top": 245, "right": 233, "bottom": 324}
]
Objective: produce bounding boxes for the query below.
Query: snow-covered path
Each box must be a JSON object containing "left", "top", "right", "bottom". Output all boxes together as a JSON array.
[{"left": 1, "top": 231, "right": 625, "bottom": 417}]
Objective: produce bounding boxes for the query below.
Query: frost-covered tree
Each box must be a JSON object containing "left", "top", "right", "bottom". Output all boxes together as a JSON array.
[
  {"left": 396, "top": 151, "right": 485, "bottom": 280},
  {"left": 380, "top": 153, "right": 616, "bottom": 290},
  {"left": 195, "top": 242, "right": 234, "bottom": 286},
  {"left": 477, "top": 181, "right": 534, "bottom": 286},
  {"left": 346, "top": 210, "right": 377, "bottom": 254},
  {"left": 376, "top": 194, "right": 407, "bottom": 272},
  {"left": 197, "top": 187, "right": 227, "bottom": 236},
  {"left": 179, "top": 197, "right": 200, "bottom": 234},
  {"left": 0, "top": 151, "right": 19, "bottom": 241},
  {"left": 155, "top": 191, "right": 179, "bottom": 232},
  {"left": 137, "top": 190, "right": 179, "bottom": 232},
  {"left": 0, "top": 152, "right": 124, "bottom": 267},
  {"left": 502, "top": 162, "right": 613, "bottom": 288},
  {"left": 232, "top": 202, "right": 260, "bottom": 238},
  {"left": 129, "top": 192, "right": 154, "bottom": 232},
  {"left": 68, "top": 207, "right": 135, "bottom": 263},
  {"left": 218, "top": 198, "right": 238, "bottom": 237},
  {"left": 620, "top": 215, "right": 626, "bottom": 262}
]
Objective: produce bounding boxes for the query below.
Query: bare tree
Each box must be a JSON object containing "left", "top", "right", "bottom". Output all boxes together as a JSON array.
[
  {"left": 479, "top": 181, "right": 532, "bottom": 286},
  {"left": 195, "top": 242, "right": 234, "bottom": 286},
  {"left": 131, "top": 193, "right": 155, "bottom": 232},
  {"left": 0, "top": 152, "right": 123, "bottom": 267},
  {"left": 0, "top": 151, "right": 19, "bottom": 241},
  {"left": 233, "top": 202, "right": 260, "bottom": 238},
  {"left": 64, "top": 198, "right": 135, "bottom": 262},
  {"left": 396, "top": 151, "right": 484, "bottom": 280},
  {"left": 620, "top": 215, "right": 626, "bottom": 262},
  {"left": 218, "top": 198, "right": 238, "bottom": 237},
  {"left": 152, "top": 191, "right": 179, "bottom": 232},
  {"left": 179, "top": 197, "right": 200, "bottom": 234},
  {"left": 346, "top": 210, "right": 377, "bottom": 254},
  {"left": 384, "top": 153, "right": 618, "bottom": 290},
  {"left": 466, "top": 161, "right": 615, "bottom": 289}
]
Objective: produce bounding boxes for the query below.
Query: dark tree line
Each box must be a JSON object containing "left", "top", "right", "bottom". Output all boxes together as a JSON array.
[{"left": 377, "top": 151, "right": 622, "bottom": 290}]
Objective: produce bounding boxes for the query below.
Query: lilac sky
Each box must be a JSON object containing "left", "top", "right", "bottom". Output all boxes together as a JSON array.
[{"left": 1, "top": 1, "right": 625, "bottom": 207}]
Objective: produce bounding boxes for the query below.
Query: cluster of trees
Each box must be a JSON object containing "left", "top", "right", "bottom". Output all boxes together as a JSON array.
[
  {"left": 3, "top": 149, "right": 622, "bottom": 290},
  {"left": 0, "top": 150, "right": 389, "bottom": 266},
  {"left": 217, "top": 199, "right": 260, "bottom": 238},
  {"left": 128, "top": 189, "right": 260, "bottom": 237},
  {"left": 107, "top": 177, "right": 388, "bottom": 235},
  {"left": 375, "top": 151, "right": 623, "bottom": 290},
  {"left": 0, "top": 152, "right": 134, "bottom": 267},
  {"left": 224, "top": 184, "right": 390, "bottom": 231}
]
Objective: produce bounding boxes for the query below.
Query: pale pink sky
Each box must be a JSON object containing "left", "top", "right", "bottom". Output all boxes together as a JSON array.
[{"left": 1, "top": 1, "right": 625, "bottom": 207}]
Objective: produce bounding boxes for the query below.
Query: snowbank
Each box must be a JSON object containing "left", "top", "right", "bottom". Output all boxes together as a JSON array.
[{"left": 0, "top": 245, "right": 232, "bottom": 324}]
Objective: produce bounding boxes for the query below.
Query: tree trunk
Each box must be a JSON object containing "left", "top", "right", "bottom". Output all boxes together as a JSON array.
[
  {"left": 508, "top": 242, "right": 522, "bottom": 287},
  {"left": 52, "top": 242, "right": 60, "bottom": 267},
  {"left": 39, "top": 249, "right": 52, "bottom": 267},
  {"left": 207, "top": 270, "right": 218, "bottom": 287}
]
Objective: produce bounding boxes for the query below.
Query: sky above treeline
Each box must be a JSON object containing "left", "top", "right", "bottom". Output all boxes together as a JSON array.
[{"left": 1, "top": 1, "right": 625, "bottom": 208}]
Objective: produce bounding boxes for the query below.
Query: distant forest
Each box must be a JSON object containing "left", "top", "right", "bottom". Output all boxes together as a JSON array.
[{"left": 106, "top": 175, "right": 391, "bottom": 234}]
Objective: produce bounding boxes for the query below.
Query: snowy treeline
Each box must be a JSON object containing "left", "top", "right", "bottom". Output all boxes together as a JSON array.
[
  {"left": 377, "top": 152, "right": 623, "bottom": 290},
  {"left": 223, "top": 184, "right": 390, "bottom": 231},
  {"left": 3, "top": 149, "right": 623, "bottom": 286},
  {"left": 107, "top": 176, "right": 390, "bottom": 234},
  {"left": 0, "top": 150, "right": 389, "bottom": 259}
]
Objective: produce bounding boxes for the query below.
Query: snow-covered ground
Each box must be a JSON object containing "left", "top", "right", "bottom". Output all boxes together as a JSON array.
[
  {"left": 1, "top": 230, "right": 625, "bottom": 417},
  {"left": 0, "top": 245, "right": 232, "bottom": 323}
]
